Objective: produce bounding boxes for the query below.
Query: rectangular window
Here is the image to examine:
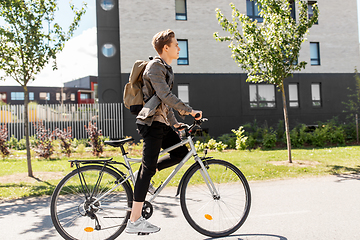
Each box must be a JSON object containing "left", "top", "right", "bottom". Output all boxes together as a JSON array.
[
  {"left": 57, "top": 92, "right": 66, "bottom": 101},
  {"left": 290, "top": 1, "right": 296, "bottom": 20},
  {"left": 29, "top": 92, "right": 34, "bottom": 101},
  {"left": 39, "top": 92, "right": 50, "bottom": 100},
  {"left": 249, "top": 84, "right": 276, "bottom": 108},
  {"left": 177, "top": 40, "right": 189, "bottom": 65},
  {"left": 11, "top": 92, "right": 24, "bottom": 100},
  {"left": 310, "top": 42, "right": 320, "bottom": 65},
  {"left": 93, "top": 83, "right": 98, "bottom": 99},
  {"left": 311, "top": 83, "right": 321, "bottom": 107},
  {"left": 288, "top": 83, "right": 299, "bottom": 108},
  {"left": 246, "top": 0, "right": 263, "bottom": 22},
  {"left": 308, "top": 1, "right": 318, "bottom": 24},
  {"left": 175, "top": 0, "right": 187, "bottom": 20},
  {"left": 178, "top": 84, "right": 189, "bottom": 104},
  {"left": 71, "top": 93, "right": 75, "bottom": 101},
  {"left": 0, "top": 92, "right": 6, "bottom": 103},
  {"left": 80, "top": 93, "right": 91, "bottom": 99}
]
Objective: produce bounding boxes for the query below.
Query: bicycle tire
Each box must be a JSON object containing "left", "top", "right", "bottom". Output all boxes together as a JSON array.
[
  {"left": 180, "top": 159, "right": 251, "bottom": 238},
  {"left": 50, "top": 165, "right": 133, "bottom": 240}
]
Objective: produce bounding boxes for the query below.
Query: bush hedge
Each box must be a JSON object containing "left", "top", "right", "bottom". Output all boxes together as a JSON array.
[{"left": 213, "top": 118, "right": 354, "bottom": 150}]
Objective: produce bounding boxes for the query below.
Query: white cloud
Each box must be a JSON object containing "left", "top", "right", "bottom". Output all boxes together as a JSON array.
[{"left": 0, "top": 27, "right": 98, "bottom": 87}]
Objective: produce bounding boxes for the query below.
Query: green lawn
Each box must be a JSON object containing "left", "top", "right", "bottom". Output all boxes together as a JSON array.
[{"left": 1, "top": 146, "right": 359, "bottom": 200}]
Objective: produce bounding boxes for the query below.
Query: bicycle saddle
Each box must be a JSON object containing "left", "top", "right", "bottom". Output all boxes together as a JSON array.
[{"left": 104, "top": 138, "right": 134, "bottom": 147}]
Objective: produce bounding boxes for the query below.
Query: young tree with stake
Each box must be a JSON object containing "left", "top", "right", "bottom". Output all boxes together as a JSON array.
[
  {"left": 0, "top": 0, "right": 86, "bottom": 176},
  {"left": 214, "top": 0, "right": 319, "bottom": 162}
]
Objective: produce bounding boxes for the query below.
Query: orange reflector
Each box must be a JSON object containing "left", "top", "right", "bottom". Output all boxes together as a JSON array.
[
  {"left": 84, "top": 227, "right": 94, "bottom": 232},
  {"left": 205, "top": 214, "right": 213, "bottom": 220}
]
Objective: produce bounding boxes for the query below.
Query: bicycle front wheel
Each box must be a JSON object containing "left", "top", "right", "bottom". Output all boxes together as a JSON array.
[
  {"left": 50, "top": 165, "right": 133, "bottom": 240},
  {"left": 180, "top": 159, "right": 251, "bottom": 238}
]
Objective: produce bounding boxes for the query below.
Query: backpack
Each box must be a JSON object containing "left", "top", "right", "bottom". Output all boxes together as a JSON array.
[{"left": 123, "top": 57, "right": 153, "bottom": 115}]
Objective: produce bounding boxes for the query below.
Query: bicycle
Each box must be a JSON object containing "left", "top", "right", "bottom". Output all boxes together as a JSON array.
[{"left": 50, "top": 118, "right": 251, "bottom": 239}]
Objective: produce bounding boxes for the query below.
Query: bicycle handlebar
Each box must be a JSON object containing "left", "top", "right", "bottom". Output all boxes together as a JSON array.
[{"left": 176, "top": 117, "right": 208, "bottom": 137}]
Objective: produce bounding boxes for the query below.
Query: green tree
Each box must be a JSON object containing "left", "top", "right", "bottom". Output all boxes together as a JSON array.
[
  {"left": 342, "top": 68, "right": 360, "bottom": 120},
  {"left": 214, "top": 0, "right": 319, "bottom": 162},
  {"left": 0, "top": 0, "right": 86, "bottom": 176}
]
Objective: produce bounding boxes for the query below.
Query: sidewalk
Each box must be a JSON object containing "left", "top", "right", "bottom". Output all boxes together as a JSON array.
[{"left": 1, "top": 174, "right": 360, "bottom": 240}]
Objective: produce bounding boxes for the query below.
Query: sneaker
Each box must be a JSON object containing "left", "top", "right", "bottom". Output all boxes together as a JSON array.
[
  {"left": 125, "top": 217, "right": 160, "bottom": 234},
  {"left": 133, "top": 170, "right": 156, "bottom": 195}
]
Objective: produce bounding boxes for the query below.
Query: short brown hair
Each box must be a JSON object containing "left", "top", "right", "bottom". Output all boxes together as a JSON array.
[{"left": 152, "top": 29, "right": 175, "bottom": 54}]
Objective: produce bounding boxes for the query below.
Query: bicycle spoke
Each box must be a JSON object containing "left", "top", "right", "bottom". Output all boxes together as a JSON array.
[
  {"left": 51, "top": 165, "right": 132, "bottom": 240},
  {"left": 181, "top": 159, "right": 251, "bottom": 238}
]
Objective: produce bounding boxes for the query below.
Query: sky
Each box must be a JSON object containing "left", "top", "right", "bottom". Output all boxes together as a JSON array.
[
  {"left": 0, "top": 0, "right": 97, "bottom": 87},
  {"left": 1, "top": 0, "right": 360, "bottom": 87}
]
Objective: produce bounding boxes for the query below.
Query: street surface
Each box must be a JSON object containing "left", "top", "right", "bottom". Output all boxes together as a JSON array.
[{"left": 0, "top": 174, "right": 359, "bottom": 240}]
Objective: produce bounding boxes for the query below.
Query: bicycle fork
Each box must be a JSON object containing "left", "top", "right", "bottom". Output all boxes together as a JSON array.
[
  {"left": 188, "top": 137, "right": 221, "bottom": 199},
  {"left": 195, "top": 156, "right": 221, "bottom": 199}
]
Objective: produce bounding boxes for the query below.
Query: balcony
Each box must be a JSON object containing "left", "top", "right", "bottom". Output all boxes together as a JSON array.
[{"left": 78, "top": 98, "right": 95, "bottom": 104}]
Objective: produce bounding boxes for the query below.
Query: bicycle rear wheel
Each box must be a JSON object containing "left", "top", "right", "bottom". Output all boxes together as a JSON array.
[
  {"left": 50, "top": 165, "right": 133, "bottom": 240},
  {"left": 180, "top": 159, "right": 251, "bottom": 238}
]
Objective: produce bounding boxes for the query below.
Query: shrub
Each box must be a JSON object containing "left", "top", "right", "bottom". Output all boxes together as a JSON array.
[
  {"left": 76, "top": 144, "right": 86, "bottom": 154},
  {"left": 232, "top": 126, "right": 248, "bottom": 150},
  {"left": 245, "top": 135, "right": 257, "bottom": 149},
  {"left": 0, "top": 125, "right": 10, "bottom": 158},
  {"left": 243, "top": 120, "right": 265, "bottom": 148},
  {"left": 8, "top": 135, "right": 18, "bottom": 149},
  {"left": 311, "top": 126, "right": 327, "bottom": 147},
  {"left": 215, "top": 141, "right": 228, "bottom": 152},
  {"left": 33, "top": 121, "right": 54, "bottom": 159},
  {"left": 195, "top": 140, "right": 207, "bottom": 152},
  {"left": 290, "top": 124, "right": 309, "bottom": 148},
  {"left": 206, "top": 139, "right": 217, "bottom": 150},
  {"left": 7, "top": 135, "right": 28, "bottom": 150},
  {"left": 276, "top": 120, "right": 285, "bottom": 142},
  {"left": 262, "top": 128, "right": 277, "bottom": 149},
  {"left": 85, "top": 121, "right": 103, "bottom": 156},
  {"left": 193, "top": 132, "right": 211, "bottom": 145},
  {"left": 195, "top": 139, "right": 228, "bottom": 152},
  {"left": 320, "top": 121, "right": 345, "bottom": 145},
  {"left": 54, "top": 127, "right": 73, "bottom": 157},
  {"left": 343, "top": 122, "right": 356, "bottom": 141},
  {"left": 71, "top": 138, "right": 90, "bottom": 148},
  {"left": 217, "top": 133, "right": 236, "bottom": 149},
  {"left": 17, "top": 138, "right": 27, "bottom": 150}
]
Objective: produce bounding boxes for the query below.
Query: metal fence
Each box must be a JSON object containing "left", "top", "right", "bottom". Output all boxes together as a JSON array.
[{"left": 0, "top": 103, "right": 123, "bottom": 140}]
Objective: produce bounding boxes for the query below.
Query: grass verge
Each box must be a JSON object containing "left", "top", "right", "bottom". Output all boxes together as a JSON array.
[{"left": 1, "top": 146, "right": 359, "bottom": 200}]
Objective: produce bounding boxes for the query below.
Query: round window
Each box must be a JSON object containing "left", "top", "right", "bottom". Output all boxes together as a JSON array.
[
  {"left": 100, "top": 0, "right": 115, "bottom": 11},
  {"left": 102, "top": 43, "right": 116, "bottom": 58}
]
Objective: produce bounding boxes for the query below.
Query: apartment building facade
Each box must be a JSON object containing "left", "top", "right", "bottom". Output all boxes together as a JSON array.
[
  {"left": 0, "top": 76, "right": 98, "bottom": 105},
  {"left": 96, "top": 0, "right": 360, "bottom": 138}
]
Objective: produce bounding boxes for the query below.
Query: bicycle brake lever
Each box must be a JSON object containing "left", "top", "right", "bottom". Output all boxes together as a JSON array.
[{"left": 176, "top": 124, "right": 190, "bottom": 131}]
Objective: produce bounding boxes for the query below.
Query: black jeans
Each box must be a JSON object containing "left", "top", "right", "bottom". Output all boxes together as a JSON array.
[{"left": 134, "top": 121, "right": 188, "bottom": 202}]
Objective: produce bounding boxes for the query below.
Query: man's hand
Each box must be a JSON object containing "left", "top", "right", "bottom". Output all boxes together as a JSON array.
[
  {"left": 174, "top": 123, "right": 189, "bottom": 131},
  {"left": 191, "top": 110, "right": 202, "bottom": 120}
]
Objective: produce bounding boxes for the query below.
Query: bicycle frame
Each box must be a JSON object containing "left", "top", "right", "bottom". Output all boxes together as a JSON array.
[{"left": 88, "top": 134, "right": 220, "bottom": 210}]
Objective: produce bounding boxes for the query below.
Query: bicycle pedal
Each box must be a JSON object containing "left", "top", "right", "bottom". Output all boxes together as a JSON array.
[{"left": 138, "top": 232, "right": 150, "bottom": 235}]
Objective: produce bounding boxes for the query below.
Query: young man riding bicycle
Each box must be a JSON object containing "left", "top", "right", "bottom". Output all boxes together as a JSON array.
[{"left": 125, "top": 29, "right": 202, "bottom": 235}]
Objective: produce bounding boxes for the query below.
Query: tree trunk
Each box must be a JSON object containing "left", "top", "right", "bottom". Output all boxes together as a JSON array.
[
  {"left": 24, "top": 86, "right": 33, "bottom": 177},
  {"left": 280, "top": 84, "right": 292, "bottom": 163}
]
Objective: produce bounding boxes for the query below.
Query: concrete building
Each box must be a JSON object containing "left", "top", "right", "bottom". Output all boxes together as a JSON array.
[{"left": 96, "top": 0, "right": 360, "bottom": 138}]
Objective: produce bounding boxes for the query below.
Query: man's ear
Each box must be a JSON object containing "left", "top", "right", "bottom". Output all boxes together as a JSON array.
[{"left": 163, "top": 44, "right": 169, "bottom": 52}]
